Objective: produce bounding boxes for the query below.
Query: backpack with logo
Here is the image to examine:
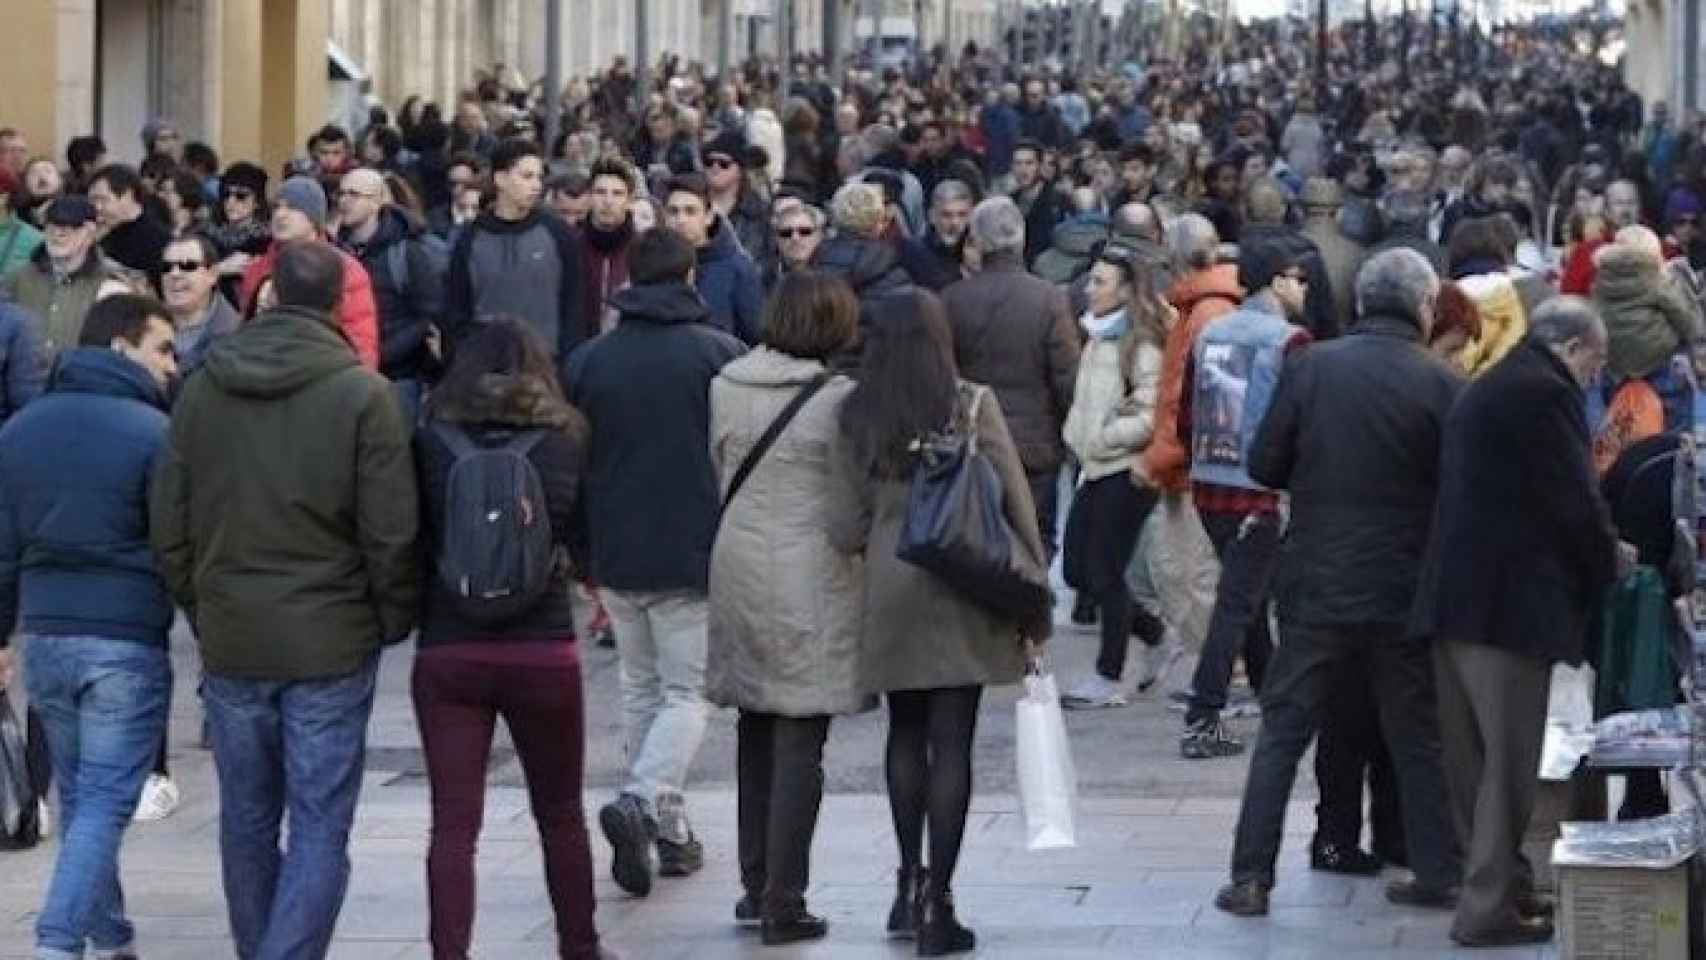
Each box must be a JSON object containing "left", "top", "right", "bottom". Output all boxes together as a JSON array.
[{"left": 432, "top": 423, "right": 556, "bottom": 625}]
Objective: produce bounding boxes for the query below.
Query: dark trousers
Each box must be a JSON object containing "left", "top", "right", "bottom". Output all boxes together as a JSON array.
[
  {"left": 412, "top": 655, "right": 601, "bottom": 960},
  {"left": 1064, "top": 475, "right": 1160, "bottom": 682},
  {"left": 1314, "top": 656, "right": 1406, "bottom": 861},
  {"left": 1434, "top": 639, "right": 1548, "bottom": 939},
  {"left": 1026, "top": 468, "right": 1061, "bottom": 561},
  {"left": 1230, "top": 622, "right": 1460, "bottom": 890},
  {"left": 1186, "top": 510, "right": 1279, "bottom": 723},
  {"left": 737, "top": 711, "right": 832, "bottom": 916}
]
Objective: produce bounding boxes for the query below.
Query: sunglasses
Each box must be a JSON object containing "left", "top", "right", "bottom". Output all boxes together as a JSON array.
[
  {"left": 706, "top": 157, "right": 739, "bottom": 170},
  {"left": 162, "top": 259, "right": 206, "bottom": 273},
  {"left": 777, "top": 227, "right": 817, "bottom": 239}
]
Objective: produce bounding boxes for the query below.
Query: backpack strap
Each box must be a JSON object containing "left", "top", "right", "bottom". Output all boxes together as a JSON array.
[
  {"left": 719, "top": 372, "right": 833, "bottom": 522},
  {"left": 431, "top": 421, "right": 478, "bottom": 458},
  {"left": 500, "top": 429, "right": 547, "bottom": 456}
]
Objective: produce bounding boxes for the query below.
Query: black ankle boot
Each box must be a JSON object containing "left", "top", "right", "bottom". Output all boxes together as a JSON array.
[
  {"left": 886, "top": 866, "right": 927, "bottom": 939},
  {"left": 917, "top": 889, "right": 975, "bottom": 956}
]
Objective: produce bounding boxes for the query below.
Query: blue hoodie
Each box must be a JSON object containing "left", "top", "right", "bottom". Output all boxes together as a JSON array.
[
  {"left": 695, "top": 215, "right": 765, "bottom": 345},
  {"left": 0, "top": 348, "right": 174, "bottom": 648}
]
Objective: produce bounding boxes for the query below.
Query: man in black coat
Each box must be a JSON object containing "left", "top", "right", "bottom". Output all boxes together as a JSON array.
[
  {"left": 1411, "top": 296, "right": 1630, "bottom": 948},
  {"left": 1214, "top": 249, "right": 1465, "bottom": 918}
]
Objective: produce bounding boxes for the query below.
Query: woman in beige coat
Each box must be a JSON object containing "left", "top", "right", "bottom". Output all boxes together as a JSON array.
[
  {"left": 707, "top": 272, "right": 862, "bottom": 947},
  {"left": 1058, "top": 247, "right": 1169, "bottom": 709},
  {"left": 828, "top": 290, "right": 1049, "bottom": 957}
]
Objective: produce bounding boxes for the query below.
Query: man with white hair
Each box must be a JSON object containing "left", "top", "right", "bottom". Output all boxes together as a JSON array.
[
  {"left": 1215, "top": 248, "right": 1464, "bottom": 919},
  {"left": 941, "top": 197, "right": 1080, "bottom": 556},
  {"left": 812, "top": 182, "right": 913, "bottom": 361}
]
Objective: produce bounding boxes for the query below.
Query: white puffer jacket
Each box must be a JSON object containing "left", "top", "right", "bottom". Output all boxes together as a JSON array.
[{"left": 1062, "top": 312, "right": 1164, "bottom": 482}]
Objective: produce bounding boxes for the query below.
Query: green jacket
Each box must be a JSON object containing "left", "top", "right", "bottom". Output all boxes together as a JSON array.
[
  {"left": 0, "top": 217, "right": 42, "bottom": 285},
  {"left": 150, "top": 305, "right": 421, "bottom": 680},
  {"left": 1, "top": 246, "right": 109, "bottom": 359}
]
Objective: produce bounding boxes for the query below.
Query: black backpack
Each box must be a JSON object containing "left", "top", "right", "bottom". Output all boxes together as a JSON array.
[{"left": 432, "top": 423, "right": 555, "bottom": 625}]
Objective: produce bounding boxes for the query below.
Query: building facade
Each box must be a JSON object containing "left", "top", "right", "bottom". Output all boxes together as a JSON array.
[{"left": 1625, "top": 0, "right": 1705, "bottom": 116}]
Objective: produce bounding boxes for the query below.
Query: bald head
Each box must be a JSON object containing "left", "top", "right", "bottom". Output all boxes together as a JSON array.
[{"left": 1112, "top": 202, "right": 1160, "bottom": 243}]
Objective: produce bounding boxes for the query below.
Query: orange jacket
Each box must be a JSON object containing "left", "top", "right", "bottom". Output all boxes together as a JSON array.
[
  {"left": 239, "top": 242, "right": 381, "bottom": 370},
  {"left": 1141, "top": 264, "right": 1242, "bottom": 491}
]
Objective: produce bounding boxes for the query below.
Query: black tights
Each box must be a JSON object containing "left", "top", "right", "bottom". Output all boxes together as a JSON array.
[{"left": 885, "top": 685, "right": 983, "bottom": 899}]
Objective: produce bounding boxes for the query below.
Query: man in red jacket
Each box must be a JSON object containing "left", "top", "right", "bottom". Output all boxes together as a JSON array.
[{"left": 239, "top": 176, "right": 379, "bottom": 369}]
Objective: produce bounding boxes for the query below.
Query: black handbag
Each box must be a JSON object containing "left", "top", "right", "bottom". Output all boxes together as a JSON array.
[
  {"left": 0, "top": 690, "right": 41, "bottom": 850},
  {"left": 896, "top": 386, "right": 1053, "bottom": 621}
]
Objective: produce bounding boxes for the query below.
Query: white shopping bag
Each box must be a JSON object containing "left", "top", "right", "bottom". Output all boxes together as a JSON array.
[{"left": 1015, "top": 671, "right": 1078, "bottom": 850}]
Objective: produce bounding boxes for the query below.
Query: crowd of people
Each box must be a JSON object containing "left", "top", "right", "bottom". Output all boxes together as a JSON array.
[{"left": 0, "top": 12, "right": 1694, "bottom": 959}]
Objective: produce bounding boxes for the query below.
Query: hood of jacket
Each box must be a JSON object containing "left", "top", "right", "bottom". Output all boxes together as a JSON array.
[
  {"left": 1050, "top": 214, "right": 1111, "bottom": 255},
  {"left": 340, "top": 204, "right": 420, "bottom": 254},
  {"left": 429, "top": 372, "right": 579, "bottom": 429},
  {"left": 698, "top": 214, "right": 744, "bottom": 266},
  {"left": 1169, "top": 263, "right": 1244, "bottom": 313},
  {"left": 49, "top": 347, "right": 167, "bottom": 409},
  {"left": 717, "top": 345, "right": 827, "bottom": 388},
  {"left": 1592, "top": 244, "right": 1664, "bottom": 303},
  {"left": 814, "top": 235, "right": 903, "bottom": 292},
  {"left": 607, "top": 280, "right": 712, "bottom": 325},
  {"left": 201, "top": 305, "right": 360, "bottom": 399}
]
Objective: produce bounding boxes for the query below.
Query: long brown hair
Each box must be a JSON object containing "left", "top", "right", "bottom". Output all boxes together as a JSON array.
[{"left": 838, "top": 290, "right": 958, "bottom": 479}]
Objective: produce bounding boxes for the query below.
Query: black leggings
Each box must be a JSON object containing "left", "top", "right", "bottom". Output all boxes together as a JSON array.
[{"left": 885, "top": 685, "right": 983, "bottom": 899}]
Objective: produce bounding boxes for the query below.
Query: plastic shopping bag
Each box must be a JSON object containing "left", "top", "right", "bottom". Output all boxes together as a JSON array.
[
  {"left": 1015, "top": 671, "right": 1078, "bottom": 850},
  {"left": 0, "top": 690, "right": 41, "bottom": 849}
]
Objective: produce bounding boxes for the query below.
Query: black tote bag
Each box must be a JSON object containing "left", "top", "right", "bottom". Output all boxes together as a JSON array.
[
  {"left": 897, "top": 387, "right": 1053, "bottom": 622},
  {"left": 0, "top": 690, "right": 41, "bottom": 850}
]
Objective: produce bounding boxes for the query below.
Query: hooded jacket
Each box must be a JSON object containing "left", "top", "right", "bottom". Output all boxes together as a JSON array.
[
  {"left": 151, "top": 306, "right": 421, "bottom": 680},
  {"left": 444, "top": 206, "right": 585, "bottom": 363},
  {"left": 1591, "top": 244, "right": 1703, "bottom": 380},
  {"left": 415, "top": 372, "right": 586, "bottom": 647},
  {"left": 813, "top": 234, "right": 916, "bottom": 366},
  {"left": 239, "top": 243, "right": 382, "bottom": 370},
  {"left": 1143, "top": 265, "right": 1243, "bottom": 491},
  {"left": 1032, "top": 214, "right": 1111, "bottom": 286},
  {"left": 564, "top": 281, "right": 746, "bottom": 592},
  {"left": 338, "top": 204, "right": 445, "bottom": 381},
  {"left": 0, "top": 348, "right": 172, "bottom": 649},
  {"left": 1062, "top": 313, "right": 1165, "bottom": 482},
  {"left": 694, "top": 214, "right": 765, "bottom": 344},
  {"left": 1454, "top": 271, "right": 1529, "bottom": 377}
]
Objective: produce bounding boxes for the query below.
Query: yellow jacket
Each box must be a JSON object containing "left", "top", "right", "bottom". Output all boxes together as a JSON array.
[{"left": 1455, "top": 273, "right": 1528, "bottom": 378}]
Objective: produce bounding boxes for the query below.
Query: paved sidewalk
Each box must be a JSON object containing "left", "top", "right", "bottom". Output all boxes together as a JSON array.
[{"left": 0, "top": 620, "right": 1557, "bottom": 958}]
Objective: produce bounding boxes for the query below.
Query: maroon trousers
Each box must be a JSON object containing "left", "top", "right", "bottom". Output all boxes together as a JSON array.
[{"left": 412, "top": 652, "right": 600, "bottom": 960}]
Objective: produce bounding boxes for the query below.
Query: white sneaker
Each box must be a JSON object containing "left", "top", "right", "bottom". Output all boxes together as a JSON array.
[
  {"left": 1060, "top": 674, "right": 1128, "bottom": 709},
  {"left": 1136, "top": 638, "right": 1186, "bottom": 693},
  {"left": 132, "top": 773, "right": 180, "bottom": 823}
]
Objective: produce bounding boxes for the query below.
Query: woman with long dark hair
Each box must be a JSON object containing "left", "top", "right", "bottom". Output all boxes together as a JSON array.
[
  {"left": 829, "top": 290, "right": 1049, "bottom": 957},
  {"left": 708, "top": 272, "right": 864, "bottom": 946},
  {"left": 1058, "top": 246, "right": 1169, "bottom": 708},
  {"left": 411, "top": 318, "right": 613, "bottom": 960}
]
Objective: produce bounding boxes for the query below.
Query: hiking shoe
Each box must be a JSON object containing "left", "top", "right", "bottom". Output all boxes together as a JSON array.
[
  {"left": 1060, "top": 674, "right": 1128, "bottom": 709},
  {"left": 598, "top": 793, "right": 656, "bottom": 897},
  {"left": 1136, "top": 638, "right": 1185, "bottom": 693},
  {"left": 1181, "top": 717, "right": 1244, "bottom": 759},
  {"left": 132, "top": 773, "right": 180, "bottom": 822},
  {"left": 657, "top": 834, "right": 704, "bottom": 876}
]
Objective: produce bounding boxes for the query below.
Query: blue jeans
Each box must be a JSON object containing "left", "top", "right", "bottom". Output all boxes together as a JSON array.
[
  {"left": 22, "top": 634, "right": 171, "bottom": 960},
  {"left": 202, "top": 656, "right": 379, "bottom": 960}
]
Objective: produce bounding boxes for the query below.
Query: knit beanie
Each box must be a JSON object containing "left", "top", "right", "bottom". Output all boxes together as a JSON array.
[
  {"left": 1238, "top": 235, "right": 1302, "bottom": 293},
  {"left": 276, "top": 176, "right": 327, "bottom": 229}
]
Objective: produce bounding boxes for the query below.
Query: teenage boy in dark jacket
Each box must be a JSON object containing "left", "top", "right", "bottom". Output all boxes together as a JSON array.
[
  {"left": 662, "top": 172, "right": 764, "bottom": 344},
  {"left": 565, "top": 229, "right": 745, "bottom": 896},
  {"left": 0, "top": 293, "right": 178, "bottom": 960}
]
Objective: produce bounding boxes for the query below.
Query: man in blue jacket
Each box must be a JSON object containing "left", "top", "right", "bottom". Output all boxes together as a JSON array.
[
  {"left": 662, "top": 173, "right": 764, "bottom": 344},
  {"left": 566, "top": 229, "right": 745, "bottom": 897},
  {"left": 0, "top": 293, "right": 178, "bottom": 960}
]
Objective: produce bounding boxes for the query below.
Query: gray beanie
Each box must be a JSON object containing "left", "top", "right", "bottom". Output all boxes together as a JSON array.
[{"left": 276, "top": 176, "right": 328, "bottom": 230}]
